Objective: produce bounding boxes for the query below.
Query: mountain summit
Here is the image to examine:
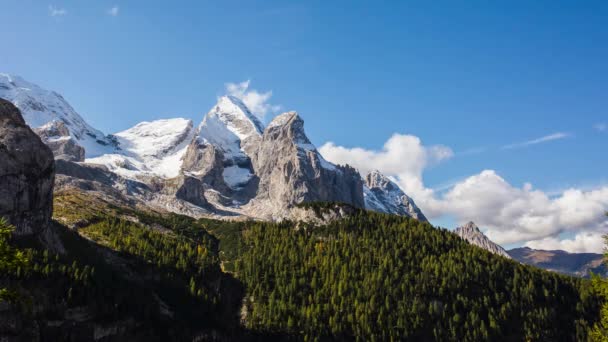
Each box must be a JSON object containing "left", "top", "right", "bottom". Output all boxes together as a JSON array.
[
  {"left": 454, "top": 221, "right": 511, "bottom": 258},
  {"left": 363, "top": 170, "right": 428, "bottom": 221},
  {"left": 0, "top": 73, "right": 118, "bottom": 159},
  {"left": 0, "top": 74, "right": 428, "bottom": 222}
]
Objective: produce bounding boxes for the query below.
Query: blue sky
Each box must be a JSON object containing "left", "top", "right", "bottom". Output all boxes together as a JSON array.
[{"left": 1, "top": 1, "right": 607, "bottom": 251}]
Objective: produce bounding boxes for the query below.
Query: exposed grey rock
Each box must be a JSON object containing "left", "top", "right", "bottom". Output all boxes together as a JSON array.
[
  {"left": 289, "top": 203, "right": 358, "bottom": 226},
  {"left": 34, "top": 121, "right": 85, "bottom": 162},
  {"left": 181, "top": 96, "right": 262, "bottom": 201},
  {"left": 454, "top": 221, "right": 511, "bottom": 259},
  {"left": 363, "top": 170, "right": 427, "bottom": 221},
  {"left": 250, "top": 112, "right": 364, "bottom": 219},
  {"left": 181, "top": 139, "right": 230, "bottom": 194},
  {"left": 164, "top": 174, "right": 208, "bottom": 208},
  {"left": 0, "top": 99, "right": 55, "bottom": 235}
]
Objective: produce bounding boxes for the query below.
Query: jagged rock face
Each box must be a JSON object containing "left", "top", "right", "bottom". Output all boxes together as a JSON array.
[
  {"left": 252, "top": 112, "right": 364, "bottom": 218},
  {"left": 0, "top": 99, "right": 55, "bottom": 235},
  {"left": 454, "top": 221, "right": 511, "bottom": 259},
  {"left": 164, "top": 175, "right": 208, "bottom": 208},
  {"left": 34, "top": 121, "right": 85, "bottom": 162},
  {"left": 181, "top": 138, "right": 230, "bottom": 193},
  {"left": 363, "top": 170, "right": 428, "bottom": 221},
  {"left": 183, "top": 96, "right": 262, "bottom": 195},
  {"left": 0, "top": 73, "right": 118, "bottom": 158}
]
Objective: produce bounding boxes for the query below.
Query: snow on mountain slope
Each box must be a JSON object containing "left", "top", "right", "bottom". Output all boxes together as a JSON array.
[
  {"left": 364, "top": 170, "right": 427, "bottom": 221},
  {"left": 197, "top": 95, "right": 264, "bottom": 161},
  {"left": 87, "top": 118, "right": 195, "bottom": 179},
  {"left": 0, "top": 73, "right": 117, "bottom": 157},
  {"left": 455, "top": 222, "right": 511, "bottom": 259}
]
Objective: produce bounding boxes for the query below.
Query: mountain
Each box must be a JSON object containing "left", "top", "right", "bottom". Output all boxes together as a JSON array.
[
  {"left": 248, "top": 111, "right": 365, "bottom": 219},
  {"left": 0, "top": 78, "right": 602, "bottom": 341},
  {"left": 454, "top": 221, "right": 511, "bottom": 258},
  {"left": 363, "top": 170, "right": 428, "bottom": 221},
  {"left": 0, "top": 73, "right": 118, "bottom": 158},
  {"left": 508, "top": 247, "right": 606, "bottom": 277},
  {"left": 87, "top": 118, "right": 196, "bottom": 180},
  {"left": 1, "top": 74, "right": 428, "bottom": 222}
]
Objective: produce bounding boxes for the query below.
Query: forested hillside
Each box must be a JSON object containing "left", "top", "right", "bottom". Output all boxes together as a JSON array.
[
  {"left": 0, "top": 191, "right": 603, "bottom": 340},
  {"left": 235, "top": 211, "right": 599, "bottom": 341}
]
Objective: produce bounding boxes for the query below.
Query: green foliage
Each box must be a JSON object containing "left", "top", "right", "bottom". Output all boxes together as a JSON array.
[
  {"left": 0, "top": 217, "right": 29, "bottom": 275},
  {"left": 590, "top": 213, "right": 608, "bottom": 342},
  {"left": 235, "top": 212, "right": 599, "bottom": 341}
]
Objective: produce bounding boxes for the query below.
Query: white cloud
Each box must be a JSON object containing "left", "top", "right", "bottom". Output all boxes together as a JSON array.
[
  {"left": 107, "top": 6, "right": 119, "bottom": 16},
  {"left": 320, "top": 134, "right": 608, "bottom": 253},
  {"left": 595, "top": 123, "right": 607, "bottom": 132},
  {"left": 49, "top": 5, "right": 67, "bottom": 17},
  {"left": 320, "top": 134, "right": 452, "bottom": 201},
  {"left": 225, "top": 80, "right": 281, "bottom": 120},
  {"left": 502, "top": 132, "right": 570, "bottom": 149},
  {"left": 525, "top": 231, "right": 606, "bottom": 254}
]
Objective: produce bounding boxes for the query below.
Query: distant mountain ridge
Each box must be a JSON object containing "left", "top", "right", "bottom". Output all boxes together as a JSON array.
[
  {"left": 0, "top": 73, "right": 427, "bottom": 222},
  {"left": 508, "top": 247, "right": 606, "bottom": 278}
]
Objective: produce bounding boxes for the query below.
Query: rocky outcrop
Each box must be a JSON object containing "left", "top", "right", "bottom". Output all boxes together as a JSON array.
[
  {"left": 34, "top": 121, "right": 85, "bottom": 162},
  {"left": 454, "top": 222, "right": 511, "bottom": 259},
  {"left": 164, "top": 174, "right": 208, "bottom": 208},
  {"left": 0, "top": 99, "right": 55, "bottom": 235},
  {"left": 363, "top": 170, "right": 427, "bottom": 221},
  {"left": 181, "top": 139, "right": 230, "bottom": 194},
  {"left": 251, "top": 112, "right": 364, "bottom": 219}
]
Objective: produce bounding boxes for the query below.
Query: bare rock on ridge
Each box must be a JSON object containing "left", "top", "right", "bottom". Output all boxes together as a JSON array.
[{"left": 0, "top": 99, "right": 55, "bottom": 235}]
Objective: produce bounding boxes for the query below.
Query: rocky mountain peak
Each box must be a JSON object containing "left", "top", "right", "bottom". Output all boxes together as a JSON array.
[
  {"left": 363, "top": 170, "right": 428, "bottom": 222},
  {"left": 200, "top": 96, "right": 264, "bottom": 140},
  {"left": 454, "top": 222, "right": 511, "bottom": 258},
  {"left": 0, "top": 73, "right": 118, "bottom": 158},
  {"left": 461, "top": 221, "right": 480, "bottom": 232},
  {"left": 265, "top": 111, "right": 310, "bottom": 144}
]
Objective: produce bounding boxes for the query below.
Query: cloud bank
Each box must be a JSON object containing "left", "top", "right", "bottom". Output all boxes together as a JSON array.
[
  {"left": 319, "top": 135, "right": 608, "bottom": 253},
  {"left": 225, "top": 80, "right": 281, "bottom": 120}
]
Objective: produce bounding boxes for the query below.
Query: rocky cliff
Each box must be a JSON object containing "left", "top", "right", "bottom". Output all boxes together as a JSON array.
[
  {"left": 0, "top": 99, "right": 55, "bottom": 236},
  {"left": 250, "top": 112, "right": 364, "bottom": 219}
]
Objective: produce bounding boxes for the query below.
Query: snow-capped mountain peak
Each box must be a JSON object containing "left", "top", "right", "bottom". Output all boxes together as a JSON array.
[
  {"left": 0, "top": 73, "right": 117, "bottom": 158},
  {"left": 199, "top": 95, "right": 264, "bottom": 140},
  {"left": 196, "top": 95, "right": 264, "bottom": 161},
  {"left": 363, "top": 170, "right": 428, "bottom": 221},
  {"left": 87, "top": 118, "right": 196, "bottom": 179},
  {"left": 454, "top": 222, "right": 511, "bottom": 258}
]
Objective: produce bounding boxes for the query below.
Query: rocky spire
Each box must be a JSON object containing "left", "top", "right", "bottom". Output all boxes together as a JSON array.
[{"left": 454, "top": 221, "right": 511, "bottom": 258}]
